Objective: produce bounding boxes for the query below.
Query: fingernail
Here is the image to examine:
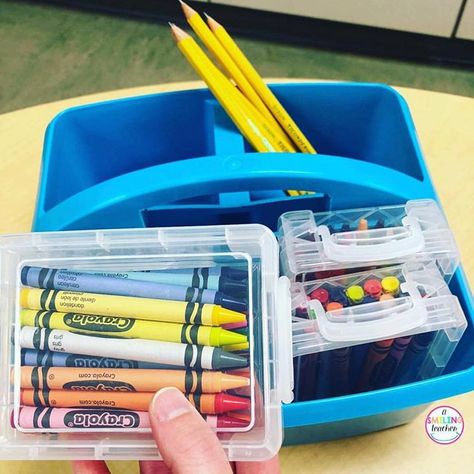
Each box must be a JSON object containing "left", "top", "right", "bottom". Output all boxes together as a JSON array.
[{"left": 150, "top": 387, "right": 193, "bottom": 422}]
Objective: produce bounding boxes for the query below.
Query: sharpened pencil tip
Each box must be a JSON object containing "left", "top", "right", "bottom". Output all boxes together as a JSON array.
[
  {"left": 169, "top": 23, "right": 189, "bottom": 42},
  {"left": 205, "top": 14, "right": 220, "bottom": 31},
  {"left": 179, "top": 0, "right": 197, "bottom": 18}
]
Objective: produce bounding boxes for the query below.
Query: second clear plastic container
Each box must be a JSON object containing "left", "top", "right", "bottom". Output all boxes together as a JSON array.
[
  {"left": 291, "top": 261, "right": 467, "bottom": 401},
  {"left": 278, "top": 199, "right": 459, "bottom": 282}
]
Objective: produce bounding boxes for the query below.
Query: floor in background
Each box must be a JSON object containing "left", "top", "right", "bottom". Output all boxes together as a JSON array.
[{"left": 1, "top": 1, "right": 473, "bottom": 113}]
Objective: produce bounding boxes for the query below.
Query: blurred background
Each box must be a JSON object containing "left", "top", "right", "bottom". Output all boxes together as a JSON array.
[{"left": 1, "top": 0, "right": 473, "bottom": 113}]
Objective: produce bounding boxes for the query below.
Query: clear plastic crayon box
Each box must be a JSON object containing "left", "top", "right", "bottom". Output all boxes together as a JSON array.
[
  {"left": 291, "top": 261, "right": 467, "bottom": 401},
  {"left": 278, "top": 199, "right": 460, "bottom": 282},
  {"left": 0, "top": 225, "right": 293, "bottom": 461}
]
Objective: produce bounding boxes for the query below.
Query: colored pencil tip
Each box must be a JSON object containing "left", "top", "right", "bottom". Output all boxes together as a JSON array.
[{"left": 179, "top": 0, "right": 197, "bottom": 18}]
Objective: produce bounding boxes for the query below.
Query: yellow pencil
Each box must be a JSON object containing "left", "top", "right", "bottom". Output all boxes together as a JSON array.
[
  {"left": 179, "top": 0, "right": 293, "bottom": 149},
  {"left": 206, "top": 15, "right": 317, "bottom": 154},
  {"left": 170, "top": 24, "right": 284, "bottom": 152}
]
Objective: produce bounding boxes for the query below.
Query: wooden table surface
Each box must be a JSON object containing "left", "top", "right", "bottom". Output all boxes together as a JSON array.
[{"left": 0, "top": 81, "right": 473, "bottom": 473}]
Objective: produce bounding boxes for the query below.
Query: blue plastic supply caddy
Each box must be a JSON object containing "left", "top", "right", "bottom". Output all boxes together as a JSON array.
[{"left": 32, "top": 82, "right": 474, "bottom": 444}]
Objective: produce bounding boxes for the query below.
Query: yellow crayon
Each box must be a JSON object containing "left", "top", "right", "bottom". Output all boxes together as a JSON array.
[
  {"left": 206, "top": 15, "right": 316, "bottom": 154},
  {"left": 20, "top": 288, "right": 246, "bottom": 326},
  {"left": 222, "top": 341, "right": 250, "bottom": 352},
  {"left": 20, "top": 309, "right": 247, "bottom": 347}
]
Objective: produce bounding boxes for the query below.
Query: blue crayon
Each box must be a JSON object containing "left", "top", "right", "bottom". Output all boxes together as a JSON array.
[
  {"left": 375, "top": 336, "right": 412, "bottom": 388},
  {"left": 21, "top": 266, "right": 246, "bottom": 312},
  {"left": 328, "top": 287, "right": 349, "bottom": 307},
  {"left": 21, "top": 349, "right": 177, "bottom": 369},
  {"left": 89, "top": 268, "right": 247, "bottom": 296},
  {"left": 393, "top": 331, "right": 437, "bottom": 385},
  {"left": 158, "top": 266, "right": 248, "bottom": 281},
  {"left": 330, "top": 347, "right": 351, "bottom": 396}
]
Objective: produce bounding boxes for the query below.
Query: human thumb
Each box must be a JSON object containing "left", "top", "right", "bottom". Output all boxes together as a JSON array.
[{"left": 148, "top": 387, "right": 232, "bottom": 474}]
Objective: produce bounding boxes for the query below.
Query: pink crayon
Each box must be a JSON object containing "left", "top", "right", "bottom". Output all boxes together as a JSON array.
[
  {"left": 16, "top": 407, "right": 247, "bottom": 430},
  {"left": 221, "top": 320, "right": 248, "bottom": 330}
]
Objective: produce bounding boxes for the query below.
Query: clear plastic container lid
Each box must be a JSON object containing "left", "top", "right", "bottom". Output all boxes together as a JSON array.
[
  {"left": 291, "top": 261, "right": 467, "bottom": 380},
  {"left": 0, "top": 225, "right": 293, "bottom": 461},
  {"left": 278, "top": 199, "right": 460, "bottom": 281}
]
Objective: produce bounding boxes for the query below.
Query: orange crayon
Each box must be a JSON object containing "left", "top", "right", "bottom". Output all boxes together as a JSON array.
[{"left": 19, "top": 366, "right": 249, "bottom": 393}]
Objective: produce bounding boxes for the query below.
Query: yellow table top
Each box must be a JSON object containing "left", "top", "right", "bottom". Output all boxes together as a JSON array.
[{"left": 0, "top": 80, "right": 473, "bottom": 473}]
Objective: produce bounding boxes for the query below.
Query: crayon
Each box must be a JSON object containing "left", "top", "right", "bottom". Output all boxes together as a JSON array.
[
  {"left": 221, "top": 320, "right": 248, "bottom": 330},
  {"left": 20, "top": 389, "right": 250, "bottom": 413},
  {"left": 346, "top": 285, "right": 364, "bottom": 304},
  {"left": 356, "top": 339, "right": 394, "bottom": 391},
  {"left": 88, "top": 269, "right": 247, "bottom": 295},
  {"left": 310, "top": 288, "right": 329, "bottom": 307},
  {"left": 21, "top": 266, "right": 246, "bottom": 313},
  {"left": 326, "top": 302, "right": 343, "bottom": 311},
  {"left": 362, "top": 295, "right": 378, "bottom": 304},
  {"left": 375, "top": 336, "right": 412, "bottom": 388},
  {"left": 21, "top": 349, "right": 177, "bottom": 369},
  {"left": 375, "top": 218, "right": 385, "bottom": 229},
  {"left": 20, "top": 288, "right": 246, "bottom": 326},
  {"left": 16, "top": 406, "right": 248, "bottom": 430},
  {"left": 222, "top": 342, "right": 250, "bottom": 352},
  {"left": 20, "top": 327, "right": 248, "bottom": 370},
  {"left": 155, "top": 266, "right": 248, "bottom": 281},
  {"left": 185, "top": 392, "right": 251, "bottom": 414},
  {"left": 225, "top": 411, "right": 251, "bottom": 422},
  {"left": 330, "top": 347, "right": 351, "bottom": 396},
  {"left": 363, "top": 279, "right": 382, "bottom": 298},
  {"left": 381, "top": 276, "right": 400, "bottom": 296},
  {"left": 19, "top": 366, "right": 249, "bottom": 393},
  {"left": 20, "top": 309, "right": 247, "bottom": 347},
  {"left": 394, "top": 331, "right": 437, "bottom": 385},
  {"left": 328, "top": 287, "right": 349, "bottom": 307}
]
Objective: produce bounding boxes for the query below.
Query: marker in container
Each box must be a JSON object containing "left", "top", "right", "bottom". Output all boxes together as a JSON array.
[
  {"left": 21, "top": 309, "right": 247, "bottom": 347},
  {"left": 16, "top": 406, "right": 248, "bottom": 430},
  {"left": 21, "top": 266, "right": 246, "bottom": 313},
  {"left": 20, "top": 327, "right": 248, "bottom": 370},
  {"left": 19, "top": 366, "right": 249, "bottom": 393},
  {"left": 20, "top": 288, "right": 246, "bottom": 326},
  {"left": 21, "top": 349, "right": 177, "bottom": 370},
  {"left": 346, "top": 285, "right": 364, "bottom": 304},
  {"left": 89, "top": 269, "right": 247, "bottom": 295},
  {"left": 326, "top": 302, "right": 343, "bottom": 311},
  {"left": 21, "top": 389, "right": 251, "bottom": 413}
]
